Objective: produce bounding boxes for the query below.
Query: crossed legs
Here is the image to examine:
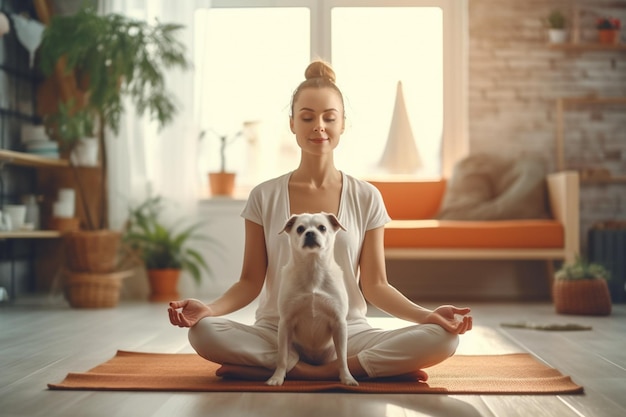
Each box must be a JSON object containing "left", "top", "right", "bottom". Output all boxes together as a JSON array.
[{"left": 188, "top": 317, "right": 459, "bottom": 381}]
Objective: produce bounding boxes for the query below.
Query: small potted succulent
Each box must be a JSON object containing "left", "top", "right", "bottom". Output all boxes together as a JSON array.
[
  {"left": 596, "top": 17, "right": 621, "bottom": 45},
  {"left": 553, "top": 256, "right": 611, "bottom": 315},
  {"left": 545, "top": 10, "right": 568, "bottom": 44}
]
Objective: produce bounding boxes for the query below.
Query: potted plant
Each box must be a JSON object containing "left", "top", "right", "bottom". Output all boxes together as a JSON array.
[
  {"left": 37, "top": 4, "right": 190, "bottom": 291},
  {"left": 202, "top": 128, "right": 244, "bottom": 197},
  {"left": 123, "top": 194, "right": 211, "bottom": 302},
  {"left": 596, "top": 17, "right": 621, "bottom": 45},
  {"left": 44, "top": 98, "right": 98, "bottom": 167},
  {"left": 553, "top": 256, "right": 612, "bottom": 315},
  {"left": 39, "top": 4, "right": 190, "bottom": 230},
  {"left": 545, "top": 10, "right": 568, "bottom": 44}
]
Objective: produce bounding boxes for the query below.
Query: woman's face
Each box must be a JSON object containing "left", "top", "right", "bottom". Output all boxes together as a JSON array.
[{"left": 290, "top": 87, "right": 345, "bottom": 156}]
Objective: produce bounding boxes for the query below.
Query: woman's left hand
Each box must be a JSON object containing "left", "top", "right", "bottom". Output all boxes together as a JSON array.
[{"left": 423, "top": 305, "right": 473, "bottom": 334}]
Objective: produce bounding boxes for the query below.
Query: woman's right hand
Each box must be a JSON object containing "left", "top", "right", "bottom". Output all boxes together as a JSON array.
[{"left": 168, "top": 298, "right": 214, "bottom": 328}]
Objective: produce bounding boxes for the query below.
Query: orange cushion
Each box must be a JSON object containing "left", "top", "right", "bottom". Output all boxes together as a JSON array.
[
  {"left": 384, "top": 220, "right": 564, "bottom": 249},
  {"left": 368, "top": 180, "right": 447, "bottom": 220}
]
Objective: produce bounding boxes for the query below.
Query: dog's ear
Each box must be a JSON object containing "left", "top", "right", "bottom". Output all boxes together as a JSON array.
[
  {"left": 325, "top": 213, "right": 346, "bottom": 232},
  {"left": 279, "top": 215, "right": 298, "bottom": 234}
]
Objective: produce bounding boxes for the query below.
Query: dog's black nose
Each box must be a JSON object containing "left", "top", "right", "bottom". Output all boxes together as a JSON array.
[{"left": 303, "top": 231, "right": 320, "bottom": 248}]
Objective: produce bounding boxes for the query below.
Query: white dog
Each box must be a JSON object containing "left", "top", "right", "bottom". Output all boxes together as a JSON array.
[{"left": 266, "top": 212, "right": 358, "bottom": 386}]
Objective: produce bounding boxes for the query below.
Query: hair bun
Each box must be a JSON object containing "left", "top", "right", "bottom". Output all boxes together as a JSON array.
[{"left": 304, "top": 60, "right": 336, "bottom": 83}]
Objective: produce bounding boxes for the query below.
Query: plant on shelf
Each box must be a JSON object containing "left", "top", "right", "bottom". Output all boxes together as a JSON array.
[
  {"left": 201, "top": 128, "right": 244, "bottom": 197},
  {"left": 545, "top": 10, "right": 567, "bottom": 44},
  {"left": 553, "top": 256, "right": 612, "bottom": 316},
  {"left": 123, "top": 194, "right": 212, "bottom": 302},
  {"left": 44, "top": 98, "right": 98, "bottom": 166},
  {"left": 546, "top": 10, "right": 566, "bottom": 29},
  {"left": 596, "top": 17, "right": 621, "bottom": 45},
  {"left": 45, "top": 99, "right": 95, "bottom": 148},
  {"left": 596, "top": 17, "right": 621, "bottom": 30}
]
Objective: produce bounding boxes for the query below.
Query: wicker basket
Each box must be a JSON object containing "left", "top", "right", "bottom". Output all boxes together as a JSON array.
[
  {"left": 64, "top": 270, "right": 130, "bottom": 308},
  {"left": 553, "top": 278, "right": 612, "bottom": 316},
  {"left": 64, "top": 230, "right": 122, "bottom": 273}
]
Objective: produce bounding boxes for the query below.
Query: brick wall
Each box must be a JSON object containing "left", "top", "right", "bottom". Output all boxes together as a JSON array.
[{"left": 468, "top": 0, "right": 626, "bottom": 252}]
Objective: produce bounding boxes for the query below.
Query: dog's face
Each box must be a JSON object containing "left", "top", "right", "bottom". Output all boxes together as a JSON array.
[{"left": 280, "top": 212, "right": 345, "bottom": 254}]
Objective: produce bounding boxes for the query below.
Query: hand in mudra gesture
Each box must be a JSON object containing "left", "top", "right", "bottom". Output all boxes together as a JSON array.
[
  {"left": 424, "top": 305, "right": 473, "bottom": 334},
  {"left": 168, "top": 299, "right": 214, "bottom": 328}
]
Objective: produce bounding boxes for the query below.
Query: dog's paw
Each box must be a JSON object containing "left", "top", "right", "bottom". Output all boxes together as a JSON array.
[
  {"left": 340, "top": 372, "right": 359, "bottom": 386},
  {"left": 266, "top": 371, "right": 286, "bottom": 386},
  {"left": 339, "top": 369, "right": 359, "bottom": 387},
  {"left": 265, "top": 376, "right": 285, "bottom": 386}
]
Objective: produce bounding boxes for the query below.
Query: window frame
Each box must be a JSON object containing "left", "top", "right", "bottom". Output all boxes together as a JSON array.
[{"left": 202, "top": 0, "right": 467, "bottom": 177}]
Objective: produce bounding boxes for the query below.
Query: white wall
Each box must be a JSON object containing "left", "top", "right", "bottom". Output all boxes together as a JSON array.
[{"left": 179, "top": 198, "right": 247, "bottom": 300}]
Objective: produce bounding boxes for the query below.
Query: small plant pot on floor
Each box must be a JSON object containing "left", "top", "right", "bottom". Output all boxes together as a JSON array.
[
  {"left": 147, "top": 269, "right": 181, "bottom": 302},
  {"left": 553, "top": 279, "right": 612, "bottom": 316}
]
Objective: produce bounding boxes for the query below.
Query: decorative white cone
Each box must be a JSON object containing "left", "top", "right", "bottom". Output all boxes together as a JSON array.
[{"left": 378, "top": 81, "right": 422, "bottom": 174}]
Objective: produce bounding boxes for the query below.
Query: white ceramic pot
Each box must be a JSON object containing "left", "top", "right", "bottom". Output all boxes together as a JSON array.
[
  {"left": 3, "top": 204, "right": 27, "bottom": 231},
  {"left": 53, "top": 201, "right": 75, "bottom": 218},
  {"left": 548, "top": 29, "right": 568, "bottom": 44},
  {"left": 71, "top": 137, "right": 99, "bottom": 166}
]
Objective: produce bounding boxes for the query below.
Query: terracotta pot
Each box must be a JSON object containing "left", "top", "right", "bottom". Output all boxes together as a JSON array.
[
  {"left": 209, "top": 172, "right": 236, "bottom": 197},
  {"left": 147, "top": 268, "right": 181, "bottom": 302},
  {"left": 553, "top": 278, "right": 611, "bottom": 316},
  {"left": 598, "top": 29, "right": 619, "bottom": 45}
]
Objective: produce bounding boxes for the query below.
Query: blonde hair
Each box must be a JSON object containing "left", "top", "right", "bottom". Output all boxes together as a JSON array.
[{"left": 290, "top": 60, "right": 345, "bottom": 116}]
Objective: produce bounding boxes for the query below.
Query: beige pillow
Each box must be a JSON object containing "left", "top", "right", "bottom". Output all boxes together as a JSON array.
[{"left": 436, "top": 154, "right": 550, "bottom": 220}]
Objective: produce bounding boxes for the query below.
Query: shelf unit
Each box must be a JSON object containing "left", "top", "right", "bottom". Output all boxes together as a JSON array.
[
  {"left": 548, "top": 43, "right": 626, "bottom": 52},
  {"left": 0, "top": 149, "right": 69, "bottom": 168},
  {"left": 580, "top": 176, "right": 626, "bottom": 185},
  {"left": 0, "top": 0, "right": 67, "bottom": 301},
  {"left": 555, "top": 96, "right": 626, "bottom": 183},
  {"left": 0, "top": 230, "right": 61, "bottom": 239}
]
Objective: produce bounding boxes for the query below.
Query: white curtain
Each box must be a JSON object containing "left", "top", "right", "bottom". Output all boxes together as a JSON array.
[{"left": 100, "top": 0, "right": 205, "bottom": 229}]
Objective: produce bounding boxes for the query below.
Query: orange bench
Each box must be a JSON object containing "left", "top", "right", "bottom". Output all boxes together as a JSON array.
[{"left": 368, "top": 171, "right": 579, "bottom": 266}]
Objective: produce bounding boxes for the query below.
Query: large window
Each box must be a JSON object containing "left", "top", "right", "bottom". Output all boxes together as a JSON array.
[{"left": 194, "top": 0, "right": 466, "bottom": 195}]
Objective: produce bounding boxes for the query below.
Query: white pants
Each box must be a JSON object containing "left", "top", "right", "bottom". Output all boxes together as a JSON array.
[{"left": 188, "top": 318, "right": 459, "bottom": 378}]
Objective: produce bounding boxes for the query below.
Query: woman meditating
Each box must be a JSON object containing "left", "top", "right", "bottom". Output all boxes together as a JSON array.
[{"left": 168, "top": 60, "right": 472, "bottom": 381}]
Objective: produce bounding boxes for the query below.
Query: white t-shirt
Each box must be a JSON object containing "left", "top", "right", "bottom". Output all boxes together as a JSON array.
[{"left": 241, "top": 171, "right": 391, "bottom": 327}]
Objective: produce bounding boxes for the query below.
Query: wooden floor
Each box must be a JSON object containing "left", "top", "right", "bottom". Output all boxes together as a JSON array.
[{"left": 1, "top": 296, "right": 625, "bottom": 417}]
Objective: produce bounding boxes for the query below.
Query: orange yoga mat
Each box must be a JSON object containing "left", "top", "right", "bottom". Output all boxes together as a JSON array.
[{"left": 48, "top": 350, "right": 583, "bottom": 394}]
